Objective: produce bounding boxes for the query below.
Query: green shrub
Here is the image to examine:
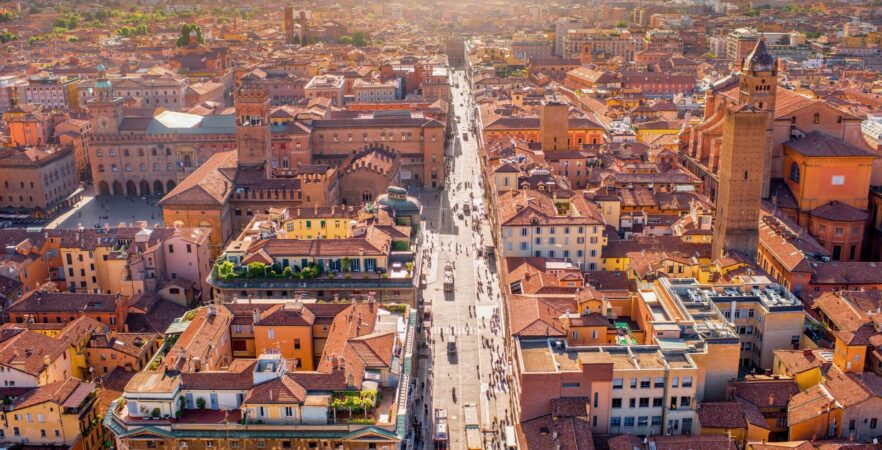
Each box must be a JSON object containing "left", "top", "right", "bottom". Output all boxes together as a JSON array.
[{"left": 247, "top": 262, "right": 268, "bottom": 277}]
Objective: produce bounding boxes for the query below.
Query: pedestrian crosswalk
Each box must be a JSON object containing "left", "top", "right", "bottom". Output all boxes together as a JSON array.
[{"left": 432, "top": 325, "right": 499, "bottom": 336}]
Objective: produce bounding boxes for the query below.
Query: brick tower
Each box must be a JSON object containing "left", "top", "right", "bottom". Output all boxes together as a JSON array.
[
  {"left": 283, "top": 6, "right": 294, "bottom": 42},
  {"left": 712, "top": 104, "right": 767, "bottom": 261},
  {"left": 540, "top": 100, "right": 569, "bottom": 151},
  {"left": 235, "top": 86, "right": 272, "bottom": 177},
  {"left": 738, "top": 39, "right": 778, "bottom": 198}
]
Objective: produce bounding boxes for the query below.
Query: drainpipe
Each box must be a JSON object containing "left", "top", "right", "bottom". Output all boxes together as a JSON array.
[{"left": 660, "top": 354, "right": 670, "bottom": 436}]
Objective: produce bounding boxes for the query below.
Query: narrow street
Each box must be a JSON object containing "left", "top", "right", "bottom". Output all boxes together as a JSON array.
[{"left": 410, "top": 70, "right": 514, "bottom": 450}]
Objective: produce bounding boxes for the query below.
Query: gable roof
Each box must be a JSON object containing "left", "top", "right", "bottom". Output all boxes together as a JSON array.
[
  {"left": 785, "top": 131, "right": 877, "bottom": 158},
  {"left": 159, "top": 150, "right": 237, "bottom": 206}
]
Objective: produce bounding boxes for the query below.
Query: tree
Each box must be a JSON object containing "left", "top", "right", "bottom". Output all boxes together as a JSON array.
[
  {"left": 176, "top": 23, "right": 204, "bottom": 47},
  {"left": 350, "top": 31, "right": 368, "bottom": 47},
  {"left": 339, "top": 35, "right": 353, "bottom": 45},
  {"left": 615, "top": 21, "right": 628, "bottom": 28},
  {"left": 0, "top": 11, "right": 13, "bottom": 22},
  {"left": 0, "top": 31, "right": 16, "bottom": 44}
]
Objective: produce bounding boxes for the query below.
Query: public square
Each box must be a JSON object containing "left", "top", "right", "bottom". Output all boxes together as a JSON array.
[{"left": 45, "top": 185, "right": 164, "bottom": 230}]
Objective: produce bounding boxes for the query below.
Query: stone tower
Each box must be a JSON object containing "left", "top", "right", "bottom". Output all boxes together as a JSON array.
[
  {"left": 283, "top": 6, "right": 294, "bottom": 42},
  {"left": 89, "top": 64, "right": 123, "bottom": 135},
  {"left": 540, "top": 100, "right": 569, "bottom": 151},
  {"left": 738, "top": 39, "right": 778, "bottom": 198},
  {"left": 235, "top": 86, "right": 272, "bottom": 177},
  {"left": 299, "top": 10, "right": 308, "bottom": 43},
  {"left": 712, "top": 104, "right": 767, "bottom": 262}
]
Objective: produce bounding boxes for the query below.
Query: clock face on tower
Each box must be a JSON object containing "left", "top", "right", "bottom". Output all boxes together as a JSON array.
[{"left": 98, "top": 115, "right": 112, "bottom": 132}]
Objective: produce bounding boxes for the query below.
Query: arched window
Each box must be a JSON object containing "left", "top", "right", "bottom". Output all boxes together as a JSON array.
[{"left": 790, "top": 162, "right": 800, "bottom": 183}]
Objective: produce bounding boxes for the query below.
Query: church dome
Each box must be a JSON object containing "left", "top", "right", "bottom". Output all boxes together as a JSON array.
[{"left": 376, "top": 186, "right": 421, "bottom": 216}]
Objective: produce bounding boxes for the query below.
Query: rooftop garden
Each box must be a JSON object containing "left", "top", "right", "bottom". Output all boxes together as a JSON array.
[
  {"left": 213, "top": 258, "right": 414, "bottom": 282},
  {"left": 330, "top": 390, "right": 380, "bottom": 423}
]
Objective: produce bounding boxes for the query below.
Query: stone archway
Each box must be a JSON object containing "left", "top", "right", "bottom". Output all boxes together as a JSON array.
[
  {"left": 126, "top": 180, "right": 137, "bottom": 196},
  {"left": 153, "top": 181, "right": 164, "bottom": 195},
  {"left": 167, "top": 180, "right": 177, "bottom": 193},
  {"left": 112, "top": 181, "right": 124, "bottom": 196},
  {"left": 98, "top": 181, "right": 110, "bottom": 195},
  {"left": 139, "top": 180, "right": 150, "bottom": 196}
]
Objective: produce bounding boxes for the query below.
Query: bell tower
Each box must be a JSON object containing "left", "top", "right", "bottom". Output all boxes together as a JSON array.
[
  {"left": 738, "top": 39, "right": 778, "bottom": 198},
  {"left": 89, "top": 64, "right": 123, "bottom": 135},
  {"left": 235, "top": 86, "right": 272, "bottom": 177}
]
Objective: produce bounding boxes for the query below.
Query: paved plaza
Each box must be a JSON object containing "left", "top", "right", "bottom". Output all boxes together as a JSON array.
[{"left": 45, "top": 185, "right": 163, "bottom": 230}]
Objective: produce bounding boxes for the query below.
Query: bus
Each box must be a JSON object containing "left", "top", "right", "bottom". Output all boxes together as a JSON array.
[
  {"left": 463, "top": 403, "right": 481, "bottom": 449},
  {"left": 433, "top": 408, "right": 449, "bottom": 449}
]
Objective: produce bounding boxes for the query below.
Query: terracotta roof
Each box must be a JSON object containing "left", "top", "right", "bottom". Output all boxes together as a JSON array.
[
  {"left": 12, "top": 378, "right": 94, "bottom": 410},
  {"left": 181, "top": 360, "right": 257, "bottom": 391},
  {"left": 785, "top": 131, "right": 876, "bottom": 158},
  {"left": 162, "top": 305, "right": 232, "bottom": 372},
  {"left": 697, "top": 402, "right": 747, "bottom": 429},
  {"left": 773, "top": 350, "right": 832, "bottom": 376},
  {"left": 159, "top": 150, "right": 237, "bottom": 206},
  {"left": 498, "top": 189, "right": 604, "bottom": 227},
  {"left": 508, "top": 295, "right": 566, "bottom": 337},
  {"left": 56, "top": 316, "right": 106, "bottom": 346},
  {"left": 810, "top": 201, "right": 867, "bottom": 222},
  {"left": 254, "top": 303, "right": 316, "bottom": 327},
  {"left": 811, "top": 261, "right": 882, "bottom": 285},
  {"left": 603, "top": 235, "right": 709, "bottom": 260},
  {"left": 551, "top": 397, "right": 589, "bottom": 417},
  {"left": 316, "top": 302, "right": 379, "bottom": 387},
  {"left": 10, "top": 290, "right": 120, "bottom": 313},
  {"left": 720, "top": 83, "right": 854, "bottom": 121},
  {"left": 758, "top": 210, "right": 828, "bottom": 273},
  {"left": 0, "top": 328, "right": 70, "bottom": 376},
  {"left": 812, "top": 292, "right": 868, "bottom": 333},
  {"left": 732, "top": 379, "right": 799, "bottom": 409},
  {"left": 790, "top": 372, "right": 882, "bottom": 425},
  {"left": 126, "top": 297, "right": 187, "bottom": 334},
  {"left": 518, "top": 415, "right": 594, "bottom": 450},
  {"left": 244, "top": 373, "right": 306, "bottom": 404},
  {"left": 348, "top": 331, "right": 396, "bottom": 368},
  {"left": 736, "top": 397, "right": 770, "bottom": 429},
  {"left": 837, "top": 290, "right": 882, "bottom": 315}
]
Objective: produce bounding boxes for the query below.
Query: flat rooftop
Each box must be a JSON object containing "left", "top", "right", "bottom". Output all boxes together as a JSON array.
[{"left": 519, "top": 339, "right": 696, "bottom": 374}]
